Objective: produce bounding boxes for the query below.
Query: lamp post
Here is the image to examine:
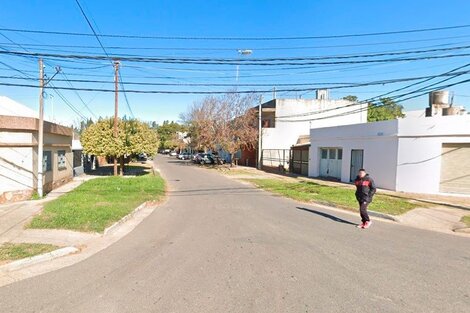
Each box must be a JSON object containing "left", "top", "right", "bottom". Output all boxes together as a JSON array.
[{"left": 236, "top": 49, "right": 252, "bottom": 82}]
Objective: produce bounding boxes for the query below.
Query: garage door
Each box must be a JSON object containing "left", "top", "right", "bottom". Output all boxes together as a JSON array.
[{"left": 440, "top": 143, "right": 470, "bottom": 194}]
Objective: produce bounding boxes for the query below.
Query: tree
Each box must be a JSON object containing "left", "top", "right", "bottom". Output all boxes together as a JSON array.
[
  {"left": 181, "top": 92, "right": 258, "bottom": 166},
  {"left": 216, "top": 93, "right": 258, "bottom": 166},
  {"left": 155, "top": 121, "right": 187, "bottom": 150},
  {"left": 81, "top": 118, "right": 159, "bottom": 175},
  {"left": 342, "top": 95, "right": 358, "bottom": 102},
  {"left": 368, "top": 97, "right": 405, "bottom": 122},
  {"left": 73, "top": 118, "right": 94, "bottom": 135}
]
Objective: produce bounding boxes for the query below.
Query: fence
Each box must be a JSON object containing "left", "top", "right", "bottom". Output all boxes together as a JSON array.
[{"left": 262, "top": 149, "right": 290, "bottom": 170}]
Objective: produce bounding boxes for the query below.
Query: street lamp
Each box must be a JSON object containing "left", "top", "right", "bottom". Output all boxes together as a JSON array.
[{"left": 236, "top": 49, "right": 252, "bottom": 82}]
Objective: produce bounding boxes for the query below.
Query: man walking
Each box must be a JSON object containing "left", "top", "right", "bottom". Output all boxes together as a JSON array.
[{"left": 354, "top": 169, "right": 377, "bottom": 229}]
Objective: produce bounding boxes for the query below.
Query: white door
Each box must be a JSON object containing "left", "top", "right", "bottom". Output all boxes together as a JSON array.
[
  {"left": 319, "top": 148, "right": 342, "bottom": 179},
  {"left": 350, "top": 149, "right": 364, "bottom": 182}
]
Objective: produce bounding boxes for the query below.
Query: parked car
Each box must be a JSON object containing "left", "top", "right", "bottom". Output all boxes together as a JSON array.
[
  {"left": 192, "top": 153, "right": 204, "bottom": 163},
  {"left": 137, "top": 153, "right": 148, "bottom": 161},
  {"left": 178, "top": 152, "right": 191, "bottom": 160},
  {"left": 197, "top": 153, "right": 214, "bottom": 164},
  {"left": 169, "top": 151, "right": 177, "bottom": 156}
]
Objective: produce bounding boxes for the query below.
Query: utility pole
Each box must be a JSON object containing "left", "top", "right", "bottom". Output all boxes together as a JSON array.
[
  {"left": 113, "top": 60, "right": 120, "bottom": 176},
  {"left": 257, "top": 95, "right": 263, "bottom": 170},
  {"left": 37, "top": 58, "right": 44, "bottom": 197},
  {"left": 273, "top": 87, "right": 276, "bottom": 100}
]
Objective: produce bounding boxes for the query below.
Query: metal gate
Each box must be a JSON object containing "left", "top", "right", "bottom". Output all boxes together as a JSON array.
[{"left": 290, "top": 145, "right": 309, "bottom": 176}]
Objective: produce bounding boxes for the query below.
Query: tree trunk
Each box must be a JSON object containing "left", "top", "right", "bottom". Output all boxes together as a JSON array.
[
  {"left": 230, "top": 153, "right": 235, "bottom": 167},
  {"left": 119, "top": 156, "right": 125, "bottom": 176},
  {"left": 113, "top": 156, "right": 118, "bottom": 176}
]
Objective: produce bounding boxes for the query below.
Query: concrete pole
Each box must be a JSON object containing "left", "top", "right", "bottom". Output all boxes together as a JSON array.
[
  {"left": 257, "top": 95, "right": 263, "bottom": 170},
  {"left": 113, "top": 60, "right": 120, "bottom": 176},
  {"left": 37, "top": 58, "right": 44, "bottom": 197}
]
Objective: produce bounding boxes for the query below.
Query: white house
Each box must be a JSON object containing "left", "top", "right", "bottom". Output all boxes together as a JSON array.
[
  {"left": 308, "top": 114, "right": 470, "bottom": 195},
  {"left": 0, "top": 96, "right": 73, "bottom": 203},
  {"left": 259, "top": 90, "right": 368, "bottom": 169}
]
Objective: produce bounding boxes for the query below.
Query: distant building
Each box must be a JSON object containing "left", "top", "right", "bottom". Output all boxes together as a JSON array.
[
  {"left": 72, "top": 133, "right": 84, "bottom": 176},
  {"left": 253, "top": 90, "right": 368, "bottom": 170},
  {"left": 0, "top": 96, "right": 73, "bottom": 203}
]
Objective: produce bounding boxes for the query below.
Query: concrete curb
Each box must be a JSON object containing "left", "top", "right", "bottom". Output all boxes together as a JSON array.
[
  {"left": 368, "top": 210, "right": 400, "bottom": 222},
  {"left": 453, "top": 227, "right": 470, "bottom": 234},
  {"left": 0, "top": 246, "right": 79, "bottom": 272},
  {"left": 103, "top": 202, "right": 148, "bottom": 236}
]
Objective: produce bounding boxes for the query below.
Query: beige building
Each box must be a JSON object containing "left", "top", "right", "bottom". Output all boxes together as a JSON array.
[{"left": 0, "top": 96, "right": 73, "bottom": 203}]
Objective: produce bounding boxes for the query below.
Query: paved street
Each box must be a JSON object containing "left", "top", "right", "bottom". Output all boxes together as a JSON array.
[{"left": 0, "top": 155, "right": 469, "bottom": 313}]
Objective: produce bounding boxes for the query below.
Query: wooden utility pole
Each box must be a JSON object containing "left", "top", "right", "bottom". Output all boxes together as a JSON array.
[
  {"left": 113, "top": 60, "right": 120, "bottom": 176},
  {"left": 37, "top": 58, "right": 44, "bottom": 197}
]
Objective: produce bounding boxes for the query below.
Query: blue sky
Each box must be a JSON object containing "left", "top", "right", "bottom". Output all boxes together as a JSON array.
[{"left": 1, "top": 0, "right": 470, "bottom": 126}]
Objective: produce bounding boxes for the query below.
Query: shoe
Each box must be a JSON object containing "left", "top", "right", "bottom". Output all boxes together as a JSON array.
[
  {"left": 356, "top": 223, "right": 365, "bottom": 228},
  {"left": 363, "top": 221, "right": 372, "bottom": 229}
]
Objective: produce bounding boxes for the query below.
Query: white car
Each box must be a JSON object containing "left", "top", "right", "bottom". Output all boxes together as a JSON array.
[
  {"left": 169, "top": 151, "right": 177, "bottom": 156},
  {"left": 178, "top": 152, "right": 191, "bottom": 160}
]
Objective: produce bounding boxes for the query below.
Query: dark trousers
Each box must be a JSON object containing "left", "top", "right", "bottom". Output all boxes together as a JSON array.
[{"left": 359, "top": 201, "right": 370, "bottom": 223}]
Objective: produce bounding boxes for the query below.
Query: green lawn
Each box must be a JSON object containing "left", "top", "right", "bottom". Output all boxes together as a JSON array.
[
  {"left": 0, "top": 243, "right": 59, "bottom": 262},
  {"left": 245, "top": 179, "right": 422, "bottom": 216},
  {"left": 461, "top": 215, "right": 470, "bottom": 227},
  {"left": 29, "top": 174, "right": 165, "bottom": 233}
]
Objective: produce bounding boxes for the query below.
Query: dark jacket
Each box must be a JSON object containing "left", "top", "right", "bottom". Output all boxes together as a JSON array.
[{"left": 354, "top": 174, "right": 377, "bottom": 203}]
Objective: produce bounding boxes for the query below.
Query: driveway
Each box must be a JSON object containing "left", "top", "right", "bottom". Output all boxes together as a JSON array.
[{"left": 0, "top": 155, "right": 469, "bottom": 313}]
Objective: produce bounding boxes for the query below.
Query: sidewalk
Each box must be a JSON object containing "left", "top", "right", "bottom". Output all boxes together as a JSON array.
[
  {"left": 214, "top": 165, "right": 470, "bottom": 235},
  {"left": 0, "top": 176, "right": 96, "bottom": 245}
]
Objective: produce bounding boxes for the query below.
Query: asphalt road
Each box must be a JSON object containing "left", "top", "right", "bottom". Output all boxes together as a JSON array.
[{"left": 0, "top": 156, "right": 469, "bottom": 313}]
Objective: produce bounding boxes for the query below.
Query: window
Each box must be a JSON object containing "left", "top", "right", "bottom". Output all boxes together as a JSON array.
[
  {"left": 321, "top": 149, "right": 328, "bottom": 159},
  {"left": 338, "top": 149, "right": 343, "bottom": 160},
  {"left": 43, "top": 151, "right": 52, "bottom": 172},
  {"left": 57, "top": 150, "right": 67, "bottom": 170},
  {"left": 329, "top": 148, "right": 336, "bottom": 160}
]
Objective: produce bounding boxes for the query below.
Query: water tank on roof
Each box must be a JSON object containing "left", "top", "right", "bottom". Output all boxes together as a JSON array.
[
  {"left": 429, "top": 90, "right": 450, "bottom": 106},
  {"left": 316, "top": 89, "right": 329, "bottom": 100}
]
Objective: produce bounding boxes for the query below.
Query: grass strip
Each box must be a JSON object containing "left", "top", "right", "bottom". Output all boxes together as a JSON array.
[{"left": 29, "top": 174, "right": 165, "bottom": 233}]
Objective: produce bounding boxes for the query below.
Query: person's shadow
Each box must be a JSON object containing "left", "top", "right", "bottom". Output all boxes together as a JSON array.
[{"left": 296, "top": 207, "right": 357, "bottom": 226}]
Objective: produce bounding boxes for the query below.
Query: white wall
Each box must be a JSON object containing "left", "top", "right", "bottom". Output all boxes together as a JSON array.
[
  {"left": 262, "top": 99, "right": 367, "bottom": 150},
  {"left": 0, "top": 131, "right": 34, "bottom": 194},
  {"left": 309, "top": 120, "right": 399, "bottom": 190},
  {"left": 308, "top": 115, "right": 470, "bottom": 194},
  {"left": 395, "top": 115, "right": 470, "bottom": 194}
]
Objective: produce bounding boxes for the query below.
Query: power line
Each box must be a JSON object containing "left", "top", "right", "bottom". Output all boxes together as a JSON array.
[
  {"left": 60, "top": 72, "right": 98, "bottom": 119},
  {"left": 0, "top": 24, "right": 469, "bottom": 40},
  {"left": 3, "top": 50, "right": 470, "bottom": 66},
  {"left": 1, "top": 36, "right": 470, "bottom": 52},
  {"left": 3, "top": 43, "right": 470, "bottom": 62},
  {"left": 3, "top": 41, "right": 470, "bottom": 60},
  {"left": 2, "top": 70, "right": 470, "bottom": 88},
  {"left": 0, "top": 33, "right": 90, "bottom": 121},
  {"left": 74, "top": 0, "right": 135, "bottom": 119},
  {"left": 74, "top": 0, "right": 109, "bottom": 57},
  {"left": 3, "top": 74, "right": 470, "bottom": 95},
  {"left": 118, "top": 73, "right": 135, "bottom": 118},
  {"left": 275, "top": 77, "right": 470, "bottom": 123}
]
